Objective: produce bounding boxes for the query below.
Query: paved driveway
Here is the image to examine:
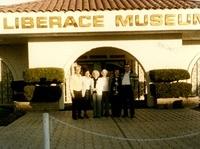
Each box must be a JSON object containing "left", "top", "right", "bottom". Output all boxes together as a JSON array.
[{"left": 0, "top": 108, "right": 200, "bottom": 149}]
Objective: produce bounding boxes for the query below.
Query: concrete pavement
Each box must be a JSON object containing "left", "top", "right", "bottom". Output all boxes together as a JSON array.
[{"left": 0, "top": 108, "right": 200, "bottom": 149}]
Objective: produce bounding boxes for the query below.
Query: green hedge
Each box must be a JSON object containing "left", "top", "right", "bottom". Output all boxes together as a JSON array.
[
  {"left": 149, "top": 69, "right": 190, "bottom": 82},
  {"left": 23, "top": 67, "right": 65, "bottom": 83},
  {"left": 150, "top": 82, "right": 192, "bottom": 98},
  {"left": 149, "top": 69, "right": 192, "bottom": 99}
]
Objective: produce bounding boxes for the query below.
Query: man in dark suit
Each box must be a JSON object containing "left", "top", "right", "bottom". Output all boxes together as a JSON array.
[{"left": 121, "top": 64, "right": 138, "bottom": 118}]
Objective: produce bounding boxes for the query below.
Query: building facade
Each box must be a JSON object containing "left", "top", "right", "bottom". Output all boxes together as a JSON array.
[{"left": 1, "top": 0, "right": 200, "bottom": 108}]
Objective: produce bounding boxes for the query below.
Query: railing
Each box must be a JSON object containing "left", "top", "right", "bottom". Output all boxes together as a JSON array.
[{"left": 0, "top": 60, "right": 13, "bottom": 105}]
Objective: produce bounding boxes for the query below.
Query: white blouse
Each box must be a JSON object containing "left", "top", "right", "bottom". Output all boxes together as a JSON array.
[
  {"left": 91, "top": 78, "right": 104, "bottom": 95},
  {"left": 82, "top": 76, "right": 92, "bottom": 97}
]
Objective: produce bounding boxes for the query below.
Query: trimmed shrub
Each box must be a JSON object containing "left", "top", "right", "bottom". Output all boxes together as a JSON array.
[
  {"left": 11, "top": 81, "right": 27, "bottom": 101},
  {"left": 23, "top": 67, "right": 64, "bottom": 102},
  {"left": 150, "top": 82, "right": 192, "bottom": 98},
  {"left": 149, "top": 69, "right": 192, "bottom": 108},
  {"left": 11, "top": 81, "right": 26, "bottom": 92},
  {"left": 23, "top": 67, "right": 65, "bottom": 83},
  {"left": 171, "top": 82, "right": 192, "bottom": 98},
  {"left": 31, "top": 85, "right": 62, "bottom": 102},
  {"left": 149, "top": 69, "right": 190, "bottom": 82},
  {"left": 0, "top": 106, "right": 13, "bottom": 118}
]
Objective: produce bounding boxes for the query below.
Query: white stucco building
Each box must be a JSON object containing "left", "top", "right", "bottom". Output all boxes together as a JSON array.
[{"left": 1, "top": 0, "right": 200, "bottom": 108}]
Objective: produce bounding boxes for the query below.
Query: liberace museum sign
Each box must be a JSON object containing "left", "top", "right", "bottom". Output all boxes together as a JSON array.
[{"left": 0, "top": 9, "right": 200, "bottom": 34}]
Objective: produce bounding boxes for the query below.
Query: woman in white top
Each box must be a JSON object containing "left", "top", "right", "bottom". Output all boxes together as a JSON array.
[
  {"left": 82, "top": 70, "right": 92, "bottom": 118},
  {"left": 100, "top": 69, "right": 110, "bottom": 117},
  {"left": 91, "top": 70, "right": 103, "bottom": 118}
]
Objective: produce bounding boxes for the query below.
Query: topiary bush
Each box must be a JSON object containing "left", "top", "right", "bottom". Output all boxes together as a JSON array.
[
  {"left": 150, "top": 82, "right": 192, "bottom": 98},
  {"left": 23, "top": 67, "right": 65, "bottom": 83},
  {"left": 0, "top": 106, "right": 26, "bottom": 126},
  {"left": 170, "top": 82, "right": 192, "bottom": 98},
  {"left": 149, "top": 69, "right": 192, "bottom": 105},
  {"left": 23, "top": 67, "right": 64, "bottom": 102},
  {"left": 11, "top": 81, "right": 27, "bottom": 101},
  {"left": 149, "top": 69, "right": 190, "bottom": 82}
]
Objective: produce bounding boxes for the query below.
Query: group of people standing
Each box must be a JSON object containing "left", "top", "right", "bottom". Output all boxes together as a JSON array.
[{"left": 69, "top": 63, "right": 138, "bottom": 120}]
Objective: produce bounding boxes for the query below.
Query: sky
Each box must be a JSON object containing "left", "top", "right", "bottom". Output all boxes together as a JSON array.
[{"left": 0, "top": 0, "right": 36, "bottom": 5}]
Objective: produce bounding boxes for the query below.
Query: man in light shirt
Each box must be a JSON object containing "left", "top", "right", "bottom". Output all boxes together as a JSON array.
[
  {"left": 121, "top": 64, "right": 138, "bottom": 118},
  {"left": 70, "top": 64, "right": 83, "bottom": 120}
]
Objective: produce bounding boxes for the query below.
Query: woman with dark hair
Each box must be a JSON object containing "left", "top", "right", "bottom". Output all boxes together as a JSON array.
[
  {"left": 110, "top": 68, "right": 122, "bottom": 117},
  {"left": 82, "top": 70, "right": 92, "bottom": 118}
]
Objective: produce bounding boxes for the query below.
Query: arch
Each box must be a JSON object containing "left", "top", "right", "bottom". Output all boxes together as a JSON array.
[
  {"left": 77, "top": 46, "right": 149, "bottom": 81},
  {"left": 64, "top": 46, "right": 151, "bottom": 107}
]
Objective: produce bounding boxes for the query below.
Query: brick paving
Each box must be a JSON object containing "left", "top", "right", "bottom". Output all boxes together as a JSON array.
[{"left": 0, "top": 108, "right": 200, "bottom": 149}]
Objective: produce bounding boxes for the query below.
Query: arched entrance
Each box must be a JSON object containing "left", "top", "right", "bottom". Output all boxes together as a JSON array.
[
  {"left": 0, "top": 59, "right": 14, "bottom": 104},
  {"left": 65, "top": 47, "right": 149, "bottom": 107}
]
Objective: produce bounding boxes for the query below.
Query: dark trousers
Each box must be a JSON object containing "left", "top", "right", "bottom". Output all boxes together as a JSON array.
[
  {"left": 72, "top": 90, "right": 82, "bottom": 119},
  {"left": 102, "top": 91, "right": 110, "bottom": 116},
  {"left": 92, "top": 93, "right": 102, "bottom": 117},
  {"left": 121, "top": 85, "right": 135, "bottom": 117},
  {"left": 83, "top": 90, "right": 91, "bottom": 111},
  {"left": 111, "top": 94, "right": 122, "bottom": 117}
]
